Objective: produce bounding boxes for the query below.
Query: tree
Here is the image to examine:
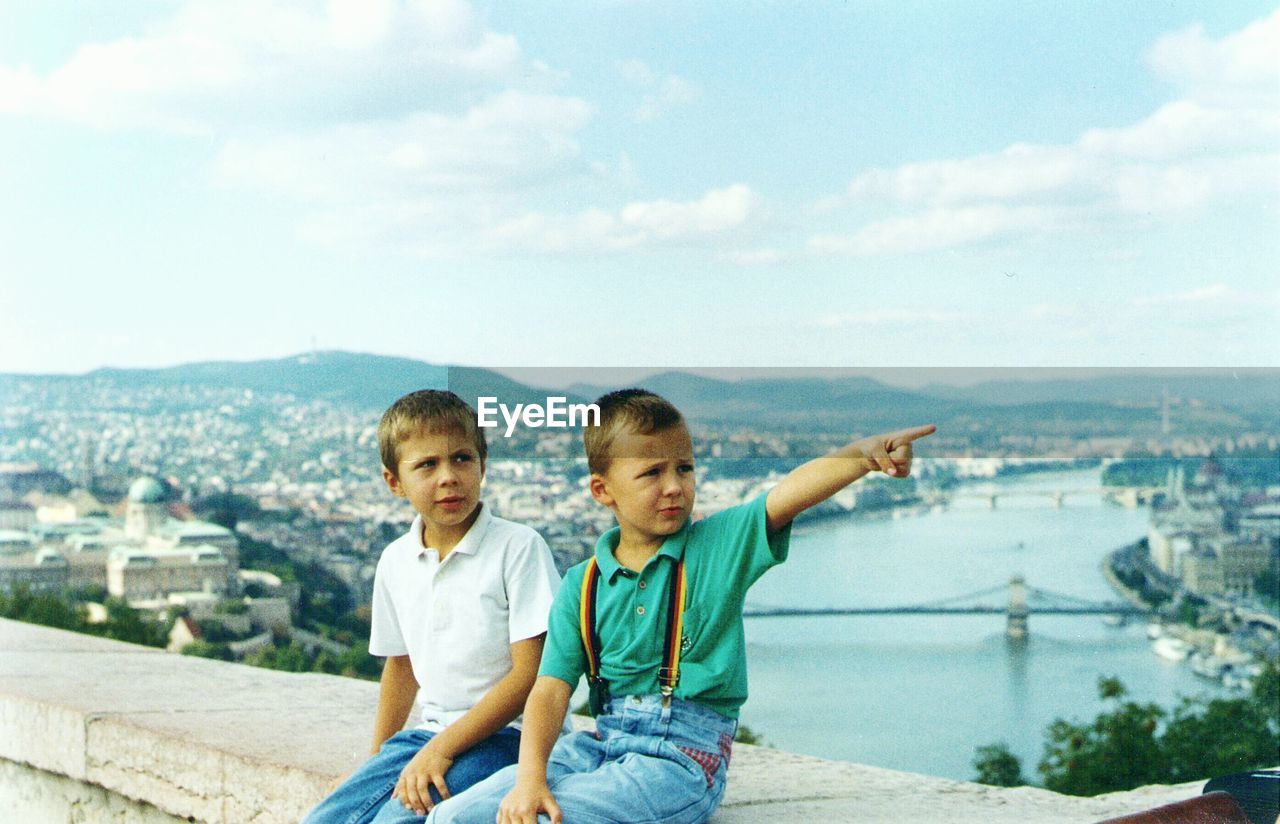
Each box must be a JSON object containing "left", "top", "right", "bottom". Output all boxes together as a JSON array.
[
  {"left": 1031, "top": 669, "right": 1280, "bottom": 797},
  {"left": 1039, "top": 676, "right": 1168, "bottom": 796},
  {"left": 181, "top": 640, "right": 233, "bottom": 661},
  {"left": 1161, "top": 693, "right": 1279, "bottom": 783},
  {"left": 973, "top": 743, "right": 1025, "bottom": 787}
]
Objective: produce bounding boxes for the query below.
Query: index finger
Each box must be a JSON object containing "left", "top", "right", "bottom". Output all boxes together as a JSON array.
[{"left": 890, "top": 424, "right": 936, "bottom": 447}]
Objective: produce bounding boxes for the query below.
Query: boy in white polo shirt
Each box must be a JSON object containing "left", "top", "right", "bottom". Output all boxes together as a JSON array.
[{"left": 303, "top": 390, "right": 561, "bottom": 824}]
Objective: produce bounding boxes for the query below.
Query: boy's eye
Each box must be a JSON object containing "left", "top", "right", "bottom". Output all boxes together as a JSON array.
[
  {"left": 678, "top": 463, "right": 695, "bottom": 474},
  {"left": 419, "top": 459, "right": 437, "bottom": 470},
  {"left": 453, "top": 453, "right": 473, "bottom": 463}
]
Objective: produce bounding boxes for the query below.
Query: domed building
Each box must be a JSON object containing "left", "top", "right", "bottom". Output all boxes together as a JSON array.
[
  {"left": 125, "top": 476, "right": 170, "bottom": 541},
  {"left": 1, "top": 475, "right": 241, "bottom": 603}
]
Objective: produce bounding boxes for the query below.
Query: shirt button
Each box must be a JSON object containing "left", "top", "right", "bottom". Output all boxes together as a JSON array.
[
  {"left": 638, "top": 580, "right": 647, "bottom": 589},
  {"left": 636, "top": 606, "right": 646, "bottom": 616}
]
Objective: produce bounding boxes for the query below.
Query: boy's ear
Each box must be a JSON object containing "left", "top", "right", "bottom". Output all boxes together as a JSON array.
[
  {"left": 588, "top": 473, "right": 614, "bottom": 507},
  {"left": 382, "top": 467, "right": 405, "bottom": 497}
]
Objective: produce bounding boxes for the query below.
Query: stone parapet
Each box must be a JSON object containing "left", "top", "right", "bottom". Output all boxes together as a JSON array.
[{"left": 0, "top": 618, "right": 1203, "bottom": 823}]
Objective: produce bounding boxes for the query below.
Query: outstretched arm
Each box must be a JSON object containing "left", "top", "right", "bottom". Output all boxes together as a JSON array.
[{"left": 765, "top": 424, "right": 936, "bottom": 532}]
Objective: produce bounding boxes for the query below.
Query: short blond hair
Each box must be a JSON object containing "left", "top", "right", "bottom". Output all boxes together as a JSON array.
[
  {"left": 377, "top": 390, "right": 487, "bottom": 474},
  {"left": 583, "top": 389, "right": 686, "bottom": 474}
]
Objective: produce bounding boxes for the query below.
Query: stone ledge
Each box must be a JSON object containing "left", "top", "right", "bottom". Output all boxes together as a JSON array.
[{"left": 0, "top": 618, "right": 1202, "bottom": 823}]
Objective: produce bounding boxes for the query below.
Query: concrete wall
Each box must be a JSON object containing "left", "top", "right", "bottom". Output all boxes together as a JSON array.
[{"left": 0, "top": 617, "right": 1207, "bottom": 823}]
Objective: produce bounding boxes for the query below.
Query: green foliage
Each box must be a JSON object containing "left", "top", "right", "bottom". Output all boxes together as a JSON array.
[
  {"left": 245, "top": 641, "right": 311, "bottom": 673},
  {"left": 1162, "top": 693, "right": 1279, "bottom": 782},
  {"left": 181, "top": 640, "right": 233, "bottom": 661},
  {"left": 193, "top": 619, "right": 247, "bottom": 643},
  {"left": 236, "top": 639, "right": 380, "bottom": 681},
  {"left": 236, "top": 534, "right": 354, "bottom": 632},
  {"left": 1255, "top": 558, "right": 1279, "bottom": 612},
  {"left": 1102, "top": 457, "right": 1184, "bottom": 488},
  {"left": 214, "top": 598, "right": 249, "bottom": 615},
  {"left": 972, "top": 743, "right": 1025, "bottom": 787},
  {"left": 0, "top": 587, "right": 166, "bottom": 648},
  {"left": 1039, "top": 677, "right": 1168, "bottom": 795},
  {"left": 1034, "top": 672, "right": 1280, "bottom": 797},
  {"left": 1174, "top": 598, "right": 1202, "bottom": 626},
  {"left": 734, "top": 724, "right": 769, "bottom": 746},
  {"left": 191, "top": 492, "right": 261, "bottom": 530}
]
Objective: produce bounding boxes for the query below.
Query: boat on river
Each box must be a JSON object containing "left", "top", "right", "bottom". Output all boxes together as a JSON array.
[{"left": 1153, "top": 636, "right": 1193, "bottom": 661}]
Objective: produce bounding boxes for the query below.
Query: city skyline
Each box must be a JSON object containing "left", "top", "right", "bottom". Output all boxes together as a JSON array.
[{"left": 1, "top": 2, "right": 1277, "bottom": 374}]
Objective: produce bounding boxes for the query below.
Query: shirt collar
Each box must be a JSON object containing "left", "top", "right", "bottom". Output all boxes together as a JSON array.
[
  {"left": 415, "top": 502, "right": 492, "bottom": 558},
  {"left": 593, "top": 517, "right": 690, "bottom": 582}
]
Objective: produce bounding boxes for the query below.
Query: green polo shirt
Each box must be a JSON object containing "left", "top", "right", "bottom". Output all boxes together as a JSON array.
[{"left": 538, "top": 492, "right": 791, "bottom": 719}]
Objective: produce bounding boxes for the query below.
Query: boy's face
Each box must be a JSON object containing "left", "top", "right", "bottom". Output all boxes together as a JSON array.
[
  {"left": 383, "top": 427, "right": 484, "bottom": 533},
  {"left": 590, "top": 424, "right": 696, "bottom": 543}
]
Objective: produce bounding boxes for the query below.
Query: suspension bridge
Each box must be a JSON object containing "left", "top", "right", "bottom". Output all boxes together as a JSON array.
[{"left": 742, "top": 576, "right": 1155, "bottom": 639}]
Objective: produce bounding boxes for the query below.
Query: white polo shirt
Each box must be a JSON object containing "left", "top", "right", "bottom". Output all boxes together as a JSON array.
[{"left": 369, "top": 503, "right": 561, "bottom": 732}]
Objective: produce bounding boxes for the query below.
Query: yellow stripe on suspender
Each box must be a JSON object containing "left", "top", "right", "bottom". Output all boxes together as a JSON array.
[
  {"left": 671, "top": 562, "right": 688, "bottom": 684},
  {"left": 579, "top": 558, "right": 598, "bottom": 677},
  {"left": 661, "top": 561, "right": 688, "bottom": 697}
]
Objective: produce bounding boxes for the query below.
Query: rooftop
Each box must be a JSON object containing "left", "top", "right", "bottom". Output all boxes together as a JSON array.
[{"left": 0, "top": 617, "right": 1207, "bottom": 823}]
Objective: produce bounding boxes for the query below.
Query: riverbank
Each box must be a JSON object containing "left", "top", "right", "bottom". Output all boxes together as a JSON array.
[{"left": 1101, "top": 543, "right": 1153, "bottom": 611}]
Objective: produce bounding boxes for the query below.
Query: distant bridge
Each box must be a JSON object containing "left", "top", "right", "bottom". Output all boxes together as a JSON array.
[
  {"left": 926, "top": 486, "right": 1164, "bottom": 509},
  {"left": 743, "top": 577, "right": 1155, "bottom": 639}
]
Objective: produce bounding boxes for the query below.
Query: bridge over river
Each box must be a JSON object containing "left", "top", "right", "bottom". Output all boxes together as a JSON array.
[
  {"left": 743, "top": 576, "right": 1155, "bottom": 639},
  {"left": 925, "top": 485, "right": 1164, "bottom": 509}
]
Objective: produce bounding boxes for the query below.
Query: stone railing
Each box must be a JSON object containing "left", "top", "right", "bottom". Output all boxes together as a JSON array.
[{"left": 0, "top": 618, "right": 1205, "bottom": 823}]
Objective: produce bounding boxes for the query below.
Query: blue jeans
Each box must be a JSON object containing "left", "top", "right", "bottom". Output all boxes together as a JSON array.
[
  {"left": 303, "top": 727, "right": 522, "bottom": 824},
  {"left": 429, "top": 696, "right": 737, "bottom": 824}
]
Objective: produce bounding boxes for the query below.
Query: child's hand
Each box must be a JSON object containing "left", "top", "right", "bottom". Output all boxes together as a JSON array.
[
  {"left": 854, "top": 424, "right": 936, "bottom": 477},
  {"left": 391, "top": 742, "right": 453, "bottom": 815},
  {"left": 498, "top": 779, "right": 563, "bottom": 824}
]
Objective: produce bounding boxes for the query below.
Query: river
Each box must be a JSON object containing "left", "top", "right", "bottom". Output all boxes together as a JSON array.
[{"left": 738, "top": 467, "right": 1227, "bottom": 781}]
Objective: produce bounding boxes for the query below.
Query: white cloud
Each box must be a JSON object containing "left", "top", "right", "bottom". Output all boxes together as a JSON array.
[
  {"left": 824, "top": 10, "right": 1280, "bottom": 256},
  {"left": 214, "top": 91, "right": 594, "bottom": 198},
  {"left": 619, "top": 184, "right": 758, "bottom": 239},
  {"left": 0, "top": 0, "right": 537, "bottom": 130},
  {"left": 483, "top": 184, "right": 763, "bottom": 255},
  {"left": 811, "top": 205, "right": 1058, "bottom": 256},
  {"left": 1133, "top": 283, "right": 1233, "bottom": 306},
  {"left": 616, "top": 59, "right": 700, "bottom": 122},
  {"left": 1148, "top": 10, "right": 1280, "bottom": 103}
]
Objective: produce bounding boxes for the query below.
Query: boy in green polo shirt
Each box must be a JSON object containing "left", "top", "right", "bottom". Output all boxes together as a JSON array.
[{"left": 430, "top": 389, "right": 935, "bottom": 824}]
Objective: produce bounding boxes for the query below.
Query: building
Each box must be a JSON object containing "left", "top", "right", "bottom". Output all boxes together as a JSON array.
[
  {"left": 0, "top": 476, "right": 242, "bottom": 604},
  {"left": 0, "top": 548, "right": 70, "bottom": 594},
  {"left": 1181, "top": 547, "right": 1225, "bottom": 597},
  {"left": 106, "top": 546, "right": 230, "bottom": 601},
  {"left": 1148, "top": 498, "right": 1224, "bottom": 576},
  {"left": 1208, "top": 534, "right": 1274, "bottom": 596},
  {"left": 0, "top": 501, "right": 36, "bottom": 531}
]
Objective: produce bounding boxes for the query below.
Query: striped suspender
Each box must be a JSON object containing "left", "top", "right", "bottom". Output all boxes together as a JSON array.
[
  {"left": 579, "top": 557, "right": 688, "bottom": 707},
  {"left": 659, "top": 560, "right": 688, "bottom": 697},
  {"left": 579, "top": 558, "right": 603, "bottom": 686}
]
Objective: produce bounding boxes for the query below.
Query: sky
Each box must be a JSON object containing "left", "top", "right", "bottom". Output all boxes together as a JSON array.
[{"left": 0, "top": 0, "right": 1277, "bottom": 375}]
